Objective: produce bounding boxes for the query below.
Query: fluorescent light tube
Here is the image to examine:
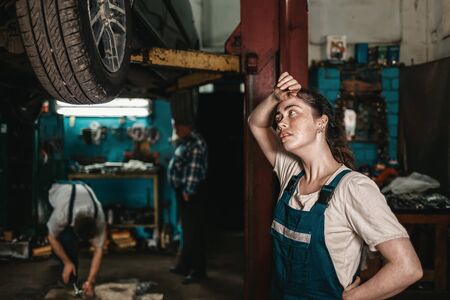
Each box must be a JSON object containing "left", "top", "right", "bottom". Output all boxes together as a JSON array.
[{"left": 56, "top": 107, "right": 149, "bottom": 117}]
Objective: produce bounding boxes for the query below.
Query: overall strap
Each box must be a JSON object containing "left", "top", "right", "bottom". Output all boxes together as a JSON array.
[
  {"left": 82, "top": 184, "right": 98, "bottom": 219},
  {"left": 317, "top": 169, "right": 352, "bottom": 205},
  {"left": 67, "top": 184, "right": 76, "bottom": 226},
  {"left": 282, "top": 170, "right": 305, "bottom": 204}
]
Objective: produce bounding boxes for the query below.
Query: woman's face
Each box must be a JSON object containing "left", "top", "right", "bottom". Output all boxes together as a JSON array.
[{"left": 275, "top": 96, "right": 320, "bottom": 152}]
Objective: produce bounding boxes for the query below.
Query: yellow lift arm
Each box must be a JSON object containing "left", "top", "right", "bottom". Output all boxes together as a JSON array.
[{"left": 131, "top": 47, "right": 241, "bottom": 92}]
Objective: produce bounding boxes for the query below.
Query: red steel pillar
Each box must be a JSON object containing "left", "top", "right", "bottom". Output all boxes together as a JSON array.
[
  {"left": 226, "top": 0, "right": 308, "bottom": 299},
  {"left": 280, "top": 0, "right": 309, "bottom": 82}
]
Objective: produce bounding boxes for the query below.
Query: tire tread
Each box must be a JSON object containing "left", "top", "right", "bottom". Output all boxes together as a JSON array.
[{"left": 16, "top": 0, "right": 125, "bottom": 104}]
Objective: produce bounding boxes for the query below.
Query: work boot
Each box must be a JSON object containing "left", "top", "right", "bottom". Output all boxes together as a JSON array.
[{"left": 182, "top": 270, "right": 206, "bottom": 284}]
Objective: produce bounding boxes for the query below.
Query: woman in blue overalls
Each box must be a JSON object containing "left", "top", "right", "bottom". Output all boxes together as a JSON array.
[{"left": 248, "top": 72, "right": 423, "bottom": 299}]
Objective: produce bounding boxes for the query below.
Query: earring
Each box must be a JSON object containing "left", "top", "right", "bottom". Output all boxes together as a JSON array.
[{"left": 317, "top": 124, "right": 324, "bottom": 133}]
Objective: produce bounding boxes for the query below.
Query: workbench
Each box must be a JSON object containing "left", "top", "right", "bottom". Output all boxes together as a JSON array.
[
  {"left": 395, "top": 212, "right": 450, "bottom": 290},
  {"left": 361, "top": 211, "right": 450, "bottom": 290},
  {"left": 67, "top": 172, "right": 159, "bottom": 232}
]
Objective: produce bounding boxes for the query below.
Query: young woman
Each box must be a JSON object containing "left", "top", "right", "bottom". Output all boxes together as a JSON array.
[{"left": 248, "top": 72, "right": 422, "bottom": 299}]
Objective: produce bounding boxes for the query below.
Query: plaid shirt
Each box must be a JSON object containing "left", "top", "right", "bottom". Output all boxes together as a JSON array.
[{"left": 168, "top": 131, "right": 208, "bottom": 195}]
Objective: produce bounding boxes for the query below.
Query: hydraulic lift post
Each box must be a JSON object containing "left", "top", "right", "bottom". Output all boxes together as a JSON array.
[{"left": 233, "top": 0, "right": 309, "bottom": 298}]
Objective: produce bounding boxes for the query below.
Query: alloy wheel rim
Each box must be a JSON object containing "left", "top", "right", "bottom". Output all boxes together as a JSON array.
[{"left": 88, "top": 0, "right": 127, "bottom": 72}]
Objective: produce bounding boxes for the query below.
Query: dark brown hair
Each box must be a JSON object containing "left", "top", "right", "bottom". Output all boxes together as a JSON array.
[
  {"left": 296, "top": 89, "right": 355, "bottom": 170},
  {"left": 74, "top": 213, "right": 99, "bottom": 241}
]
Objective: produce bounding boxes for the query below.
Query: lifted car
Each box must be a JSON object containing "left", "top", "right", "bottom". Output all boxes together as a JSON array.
[{"left": 0, "top": 0, "right": 199, "bottom": 103}]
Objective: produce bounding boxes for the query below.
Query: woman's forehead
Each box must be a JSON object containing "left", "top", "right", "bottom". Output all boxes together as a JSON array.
[{"left": 277, "top": 96, "right": 306, "bottom": 110}]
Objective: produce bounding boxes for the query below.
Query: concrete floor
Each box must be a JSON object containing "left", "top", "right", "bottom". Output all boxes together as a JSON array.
[
  {"left": 1, "top": 231, "right": 449, "bottom": 300},
  {"left": 0, "top": 231, "right": 244, "bottom": 300}
]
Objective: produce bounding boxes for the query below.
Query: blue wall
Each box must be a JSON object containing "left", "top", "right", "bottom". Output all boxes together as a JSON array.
[
  {"left": 146, "top": 100, "right": 178, "bottom": 231},
  {"left": 381, "top": 68, "right": 400, "bottom": 161},
  {"left": 64, "top": 117, "right": 148, "bottom": 162},
  {"left": 310, "top": 67, "right": 341, "bottom": 106},
  {"left": 61, "top": 100, "right": 177, "bottom": 235}
]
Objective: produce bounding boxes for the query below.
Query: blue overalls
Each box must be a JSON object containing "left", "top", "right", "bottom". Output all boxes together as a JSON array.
[{"left": 271, "top": 169, "right": 351, "bottom": 299}]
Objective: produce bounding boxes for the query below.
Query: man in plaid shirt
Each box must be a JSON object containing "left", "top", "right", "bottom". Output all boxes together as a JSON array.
[{"left": 168, "top": 120, "right": 208, "bottom": 284}]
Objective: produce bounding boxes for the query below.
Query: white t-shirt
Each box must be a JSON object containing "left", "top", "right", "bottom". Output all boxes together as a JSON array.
[
  {"left": 274, "top": 151, "right": 409, "bottom": 288},
  {"left": 47, "top": 182, "right": 106, "bottom": 248}
]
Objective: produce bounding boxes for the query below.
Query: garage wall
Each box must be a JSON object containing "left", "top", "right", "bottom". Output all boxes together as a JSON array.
[
  {"left": 309, "top": 0, "right": 450, "bottom": 65},
  {"left": 427, "top": 0, "right": 450, "bottom": 62},
  {"left": 63, "top": 117, "right": 146, "bottom": 162},
  {"left": 190, "top": 0, "right": 450, "bottom": 63}
]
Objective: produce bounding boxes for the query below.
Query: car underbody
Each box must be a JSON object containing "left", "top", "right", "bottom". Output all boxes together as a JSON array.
[{"left": 0, "top": 0, "right": 200, "bottom": 103}]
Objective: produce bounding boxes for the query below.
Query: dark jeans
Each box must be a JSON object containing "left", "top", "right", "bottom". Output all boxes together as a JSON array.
[
  {"left": 176, "top": 183, "right": 207, "bottom": 276},
  {"left": 55, "top": 227, "right": 79, "bottom": 283}
]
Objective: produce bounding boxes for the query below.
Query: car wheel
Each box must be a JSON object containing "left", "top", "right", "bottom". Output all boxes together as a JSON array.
[{"left": 16, "top": 0, "right": 131, "bottom": 104}]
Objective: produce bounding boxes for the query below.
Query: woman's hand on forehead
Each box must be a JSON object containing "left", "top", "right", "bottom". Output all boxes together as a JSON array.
[
  {"left": 275, "top": 72, "right": 301, "bottom": 99},
  {"left": 273, "top": 87, "right": 293, "bottom": 101}
]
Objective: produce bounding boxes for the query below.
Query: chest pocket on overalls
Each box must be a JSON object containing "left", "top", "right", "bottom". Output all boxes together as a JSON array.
[{"left": 271, "top": 222, "right": 311, "bottom": 285}]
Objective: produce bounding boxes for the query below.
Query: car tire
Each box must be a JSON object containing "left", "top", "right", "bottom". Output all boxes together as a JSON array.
[{"left": 16, "top": 0, "right": 131, "bottom": 104}]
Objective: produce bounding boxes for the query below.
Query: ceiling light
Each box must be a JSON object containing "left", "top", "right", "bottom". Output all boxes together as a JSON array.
[
  {"left": 55, "top": 98, "right": 151, "bottom": 117},
  {"left": 56, "top": 107, "right": 149, "bottom": 117}
]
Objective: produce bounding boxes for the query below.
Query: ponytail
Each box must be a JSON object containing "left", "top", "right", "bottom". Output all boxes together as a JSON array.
[
  {"left": 297, "top": 89, "right": 355, "bottom": 170},
  {"left": 326, "top": 116, "right": 355, "bottom": 170}
]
